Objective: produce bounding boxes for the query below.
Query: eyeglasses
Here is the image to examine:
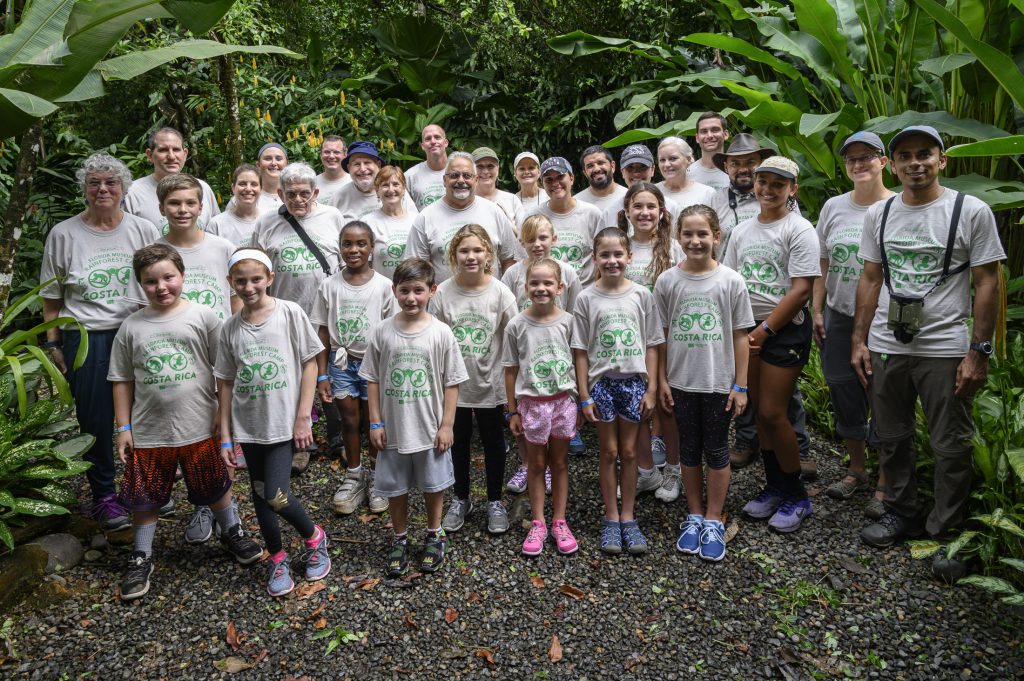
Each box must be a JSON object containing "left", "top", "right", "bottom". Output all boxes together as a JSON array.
[
  {"left": 284, "top": 190, "right": 314, "bottom": 200},
  {"left": 446, "top": 171, "right": 476, "bottom": 181},
  {"left": 844, "top": 153, "right": 881, "bottom": 166}
]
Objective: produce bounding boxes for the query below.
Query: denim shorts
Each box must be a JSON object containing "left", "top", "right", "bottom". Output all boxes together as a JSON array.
[
  {"left": 590, "top": 373, "right": 646, "bottom": 422},
  {"left": 328, "top": 356, "right": 367, "bottom": 401}
]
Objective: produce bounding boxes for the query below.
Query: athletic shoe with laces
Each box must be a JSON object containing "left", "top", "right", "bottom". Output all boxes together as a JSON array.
[
  {"left": 266, "top": 555, "right": 294, "bottom": 597},
  {"left": 385, "top": 538, "right": 410, "bottom": 578},
  {"left": 522, "top": 520, "right": 547, "bottom": 556},
  {"left": 569, "top": 431, "right": 586, "bottom": 454},
  {"left": 367, "top": 470, "right": 388, "bottom": 513},
  {"left": 120, "top": 551, "right": 154, "bottom": 601},
  {"left": 544, "top": 468, "right": 552, "bottom": 495},
  {"left": 636, "top": 468, "right": 664, "bottom": 495},
  {"left": 420, "top": 530, "right": 447, "bottom": 573},
  {"left": 651, "top": 436, "right": 667, "bottom": 468},
  {"left": 158, "top": 497, "right": 176, "bottom": 517},
  {"left": 768, "top": 497, "right": 813, "bottom": 533},
  {"left": 699, "top": 519, "right": 726, "bottom": 561},
  {"left": 863, "top": 496, "right": 886, "bottom": 521},
  {"left": 655, "top": 464, "right": 681, "bottom": 503},
  {"left": 185, "top": 506, "right": 214, "bottom": 544},
  {"left": 743, "top": 488, "right": 783, "bottom": 519},
  {"left": 90, "top": 494, "right": 130, "bottom": 532},
  {"left": 220, "top": 523, "right": 263, "bottom": 565},
  {"left": 486, "top": 500, "right": 509, "bottom": 534},
  {"left": 332, "top": 473, "right": 367, "bottom": 515},
  {"left": 620, "top": 520, "right": 648, "bottom": 555},
  {"left": 300, "top": 526, "right": 331, "bottom": 581},
  {"left": 676, "top": 514, "right": 704, "bottom": 555},
  {"left": 860, "top": 511, "right": 923, "bottom": 548},
  {"left": 600, "top": 519, "right": 622, "bottom": 554},
  {"left": 551, "top": 519, "right": 578, "bottom": 555},
  {"left": 441, "top": 497, "right": 472, "bottom": 532},
  {"left": 506, "top": 465, "right": 529, "bottom": 494}
]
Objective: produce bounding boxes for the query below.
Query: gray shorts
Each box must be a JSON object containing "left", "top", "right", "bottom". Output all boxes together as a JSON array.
[
  {"left": 373, "top": 447, "right": 454, "bottom": 497},
  {"left": 822, "top": 307, "right": 869, "bottom": 441}
]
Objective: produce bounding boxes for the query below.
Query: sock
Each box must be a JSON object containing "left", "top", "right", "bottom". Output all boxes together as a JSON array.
[
  {"left": 394, "top": 531, "right": 407, "bottom": 543},
  {"left": 426, "top": 526, "right": 442, "bottom": 537},
  {"left": 269, "top": 549, "right": 287, "bottom": 564},
  {"left": 304, "top": 525, "right": 324, "bottom": 547},
  {"left": 761, "top": 449, "right": 782, "bottom": 490},
  {"left": 638, "top": 466, "right": 654, "bottom": 478},
  {"left": 133, "top": 521, "right": 157, "bottom": 557},
  {"left": 347, "top": 465, "right": 363, "bottom": 479},
  {"left": 664, "top": 463, "right": 681, "bottom": 473},
  {"left": 782, "top": 471, "right": 807, "bottom": 500},
  {"left": 212, "top": 503, "right": 239, "bottom": 532},
  {"left": 651, "top": 435, "right": 665, "bottom": 443}
]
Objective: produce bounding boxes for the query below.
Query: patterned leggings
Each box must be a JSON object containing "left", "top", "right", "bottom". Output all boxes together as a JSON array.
[
  {"left": 240, "top": 441, "right": 316, "bottom": 554},
  {"left": 671, "top": 389, "right": 732, "bottom": 469}
]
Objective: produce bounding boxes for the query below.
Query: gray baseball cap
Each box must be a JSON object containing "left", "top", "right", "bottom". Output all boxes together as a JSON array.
[
  {"left": 839, "top": 131, "right": 885, "bottom": 155},
  {"left": 888, "top": 125, "right": 944, "bottom": 155},
  {"left": 620, "top": 144, "right": 655, "bottom": 168}
]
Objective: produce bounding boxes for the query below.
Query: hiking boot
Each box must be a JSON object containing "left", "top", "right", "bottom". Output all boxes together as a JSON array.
[
  {"left": 300, "top": 526, "right": 331, "bottom": 581},
  {"left": 522, "top": 520, "right": 547, "bottom": 556},
  {"left": 551, "top": 519, "right": 578, "bottom": 555},
  {"left": 90, "top": 495, "right": 130, "bottom": 532},
  {"left": 863, "top": 496, "right": 886, "bottom": 520},
  {"left": 420, "top": 530, "right": 447, "bottom": 573},
  {"left": 637, "top": 468, "right": 664, "bottom": 495},
  {"left": 651, "top": 436, "right": 667, "bottom": 467},
  {"left": 267, "top": 555, "right": 294, "bottom": 597},
  {"left": 729, "top": 445, "right": 759, "bottom": 469},
  {"left": 441, "top": 497, "right": 472, "bottom": 533},
  {"left": 699, "top": 519, "right": 727, "bottom": 562},
  {"left": 569, "top": 432, "right": 586, "bottom": 455},
  {"left": 743, "top": 488, "right": 783, "bottom": 519},
  {"left": 290, "top": 450, "right": 310, "bottom": 477},
  {"left": 931, "top": 546, "right": 967, "bottom": 585},
  {"left": 655, "top": 464, "right": 681, "bottom": 503},
  {"left": 487, "top": 500, "right": 509, "bottom": 534},
  {"left": 220, "top": 523, "right": 263, "bottom": 565},
  {"left": 158, "top": 497, "right": 176, "bottom": 517},
  {"left": 676, "top": 514, "right": 703, "bottom": 555},
  {"left": 332, "top": 473, "right": 367, "bottom": 515},
  {"left": 825, "top": 469, "right": 870, "bottom": 500},
  {"left": 860, "top": 511, "right": 923, "bottom": 548},
  {"left": 799, "top": 457, "right": 818, "bottom": 481},
  {"left": 385, "top": 538, "right": 410, "bottom": 578},
  {"left": 600, "top": 519, "right": 622, "bottom": 555},
  {"left": 768, "top": 498, "right": 813, "bottom": 533},
  {"left": 506, "top": 465, "right": 529, "bottom": 494},
  {"left": 621, "top": 520, "right": 648, "bottom": 555},
  {"left": 120, "top": 551, "right": 154, "bottom": 601},
  {"left": 185, "top": 506, "right": 214, "bottom": 544}
]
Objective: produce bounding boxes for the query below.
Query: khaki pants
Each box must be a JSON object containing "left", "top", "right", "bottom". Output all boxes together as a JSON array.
[{"left": 869, "top": 353, "right": 975, "bottom": 537}]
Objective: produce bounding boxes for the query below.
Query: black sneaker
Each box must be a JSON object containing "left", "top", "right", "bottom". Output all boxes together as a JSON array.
[
  {"left": 860, "top": 511, "right": 923, "bottom": 548},
  {"left": 121, "top": 551, "right": 153, "bottom": 601},
  {"left": 220, "top": 523, "right": 263, "bottom": 565},
  {"left": 420, "top": 530, "right": 447, "bottom": 573},
  {"left": 386, "top": 538, "right": 410, "bottom": 578}
]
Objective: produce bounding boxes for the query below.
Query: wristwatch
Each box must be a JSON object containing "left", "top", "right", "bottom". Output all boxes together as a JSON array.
[{"left": 969, "top": 340, "right": 994, "bottom": 356}]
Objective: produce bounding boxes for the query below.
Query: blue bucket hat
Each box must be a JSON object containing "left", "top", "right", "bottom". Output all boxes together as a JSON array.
[{"left": 341, "top": 141, "right": 383, "bottom": 172}]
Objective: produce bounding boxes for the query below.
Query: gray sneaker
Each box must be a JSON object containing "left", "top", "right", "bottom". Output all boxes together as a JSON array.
[
  {"left": 486, "top": 500, "right": 509, "bottom": 534},
  {"left": 158, "top": 497, "right": 176, "bottom": 517},
  {"left": 743, "top": 488, "right": 784, "bottom": 519},
  {"left": 441, "top": 497, "right": 472, "bottom": 533},
  {"left": 267, "top": 555, "right": 294, "bottom": 597},
  {"left": 300, "top": 526, "right": 331, "bottom": 581},
  {"left": 332, "top": 473, "right": 367, "bottom": 515},
  {"left": 636, "top": 468, "right": 665, "bottom": 494},
  {"left": 184, "top": 506, "right": 214, "bottom": 544},
  {"left": 655, "top": 465, "right": 681, "bottom": 503},
  {"left": 367, "top": 471, "right": 388, "bottom": 513},
  {"left": 651, "top": 436, "right": 667, "bottom": 467}
]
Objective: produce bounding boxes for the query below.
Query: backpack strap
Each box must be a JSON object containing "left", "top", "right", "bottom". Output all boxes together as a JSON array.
[
  {"left": 879, "top": 191, "right": 968, "bottom": 297},
  {"left": 278, "top": 205, "right": 332, "bottom": 276}
]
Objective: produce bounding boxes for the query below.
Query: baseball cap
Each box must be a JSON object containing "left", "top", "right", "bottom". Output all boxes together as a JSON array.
[
  {"left": 620, "top": 144, "right": 655, "bottom": 168},
  {"left": 472, "top": 147, "right": 499, "bottom": 163},
  {"left": 754, "top": 155, "right": 799, "bottom": 180},
  {"left": 540, "top": 157, "right": 573, "bottom": 175},
  {"left": 514, "top": 152, "right": 540, "bottom": 169},
  {"left": 888, "top": 125, "right": 944, "bottom": 155},
  {"left": 839, "top": 131, "right": 885, "bottom": 156}
]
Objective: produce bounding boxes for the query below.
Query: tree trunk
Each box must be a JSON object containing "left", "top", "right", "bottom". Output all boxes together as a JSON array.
[
  {"left": 0, "top": 121, "right": 43, "bottom": 315},
  {"left": 214, "top": 33, "right": 243, "bottom": 170}
]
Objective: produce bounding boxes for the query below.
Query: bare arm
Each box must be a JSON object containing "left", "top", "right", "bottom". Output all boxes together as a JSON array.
[
  {"left": 851, "top": 261, "right": 883, "bottom": 387},
  {"left": 504, "top": 366, "right": 522, "bottom": 437},
  {"left": 749, "top": 276, "right": 815, "bottom": 352},
  {"left": 812, "top": 258, "right": 829, "bottom": 348},
  {"left": 292, "top": 359, "right": 317, "bottom": 450},
  {"left": 573, "top": 349, "right": 596, "bottom": 422},
  {"left": 728, "top": 330, "right": 750, "bottom": 417},
  {"left": 217, "top": 378, "right": 237, "bottom": 468},
  {"left": 367, "top": 382, "right": 386, "bottom": 450},
  {"left": 956, "top": 262, "right": 1000, "bottom": 397},
  {"left": 316, "top": 326, "right": 332, "bottom": 404},
  {"left": 641, "top": 344, "right": 658, "bottom": 419},
  {"left": 42, "top": 298, "right": 67, "bottom": 373},
  {"left": 658, "top": 327, "right": 673, "bottom": 413},
  {"left": 435, "top": 384, "right": 459, "bottom": 452}
]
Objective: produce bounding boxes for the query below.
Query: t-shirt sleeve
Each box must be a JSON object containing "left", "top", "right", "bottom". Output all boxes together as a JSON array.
[
  {"left": 816, "top": 201, "right": 832, "bottom": 259},
  {"left": 214, "top": 324, "right": 237, "bottom": 380},
  {"left": 407, "top": 215, "right": 431, "bottom": 260},
  {"left": 498, "top": 286, "right": 518, "bottom": 333},
  {"left": 859, "top": 202, "right": 883, "bottom": 264},
  {"left": 494, "top": 210, "right": 521, "bottom": 262},
  {"left": 39, "top": 230, "right": 66, "bottom": 299},
  {"left": 309, "top": 284, "right": 329, "bottom": 328},
  {"left": 721, "top": 233, "right": 738, "bottom": 271},
  {"left": 290, "top": 305, "right": 325, "bottom": 363},
  {"left": 358, "top": 328, "right": 381, "bottom": 383},
  {"left": 442, "top": 327, "right": 469, "bottom": 386},
  {"left": 107, "top": 325, "right": 134, "bottom": 382},
  {"left": 569, "top": 296, "right": 589, "bottom": 350},
  {"left": 205, "top": 310, "right": 222, "bottom": 368},
  {"left": 564, "top": 269, "right": 581, "bottom": 316},
  {"left": 641, "top": 289, "right": 664, "bottom": 346},
  {"left": 654, "top": 278, "right": 670, "bottom": 327},
  {"left": 965, "top": 198, "right": 1006, "bottom": 266},
  {"left": 731, "top": 276, "right": 755, "bottom": 330},
  {"left": 789, "top": 220, "right": 822, "bottom": 278},
  {"left": 501, "top": 323, "right": 519, "bottom": 368}
]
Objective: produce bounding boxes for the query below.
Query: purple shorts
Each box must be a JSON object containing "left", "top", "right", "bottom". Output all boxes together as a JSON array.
[{"left": 519, "top": 393, "right": 577, "bottom": 445}]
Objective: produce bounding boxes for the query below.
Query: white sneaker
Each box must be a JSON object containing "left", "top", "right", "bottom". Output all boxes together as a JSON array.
[
  {"left": 655, "top": 464, "right": 681, "bottom": 503},
  {"left": 332, "top": 473, "right": 367, "bottom": 515},
  {"left": 367, "top": 471, "right": 388, "bottom": 513},
  {"left": 636, "top": 468, "right": 665, "bottom": 494}
]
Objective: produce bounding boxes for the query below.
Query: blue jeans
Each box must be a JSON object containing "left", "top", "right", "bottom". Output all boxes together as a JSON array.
[{"left": 63, "top": 329, "right": 118, "bottom": 501}]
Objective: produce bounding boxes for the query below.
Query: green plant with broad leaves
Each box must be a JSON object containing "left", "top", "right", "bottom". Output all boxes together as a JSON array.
[{"left": 0, "top": 282, "right": 92, "bottom": 550}]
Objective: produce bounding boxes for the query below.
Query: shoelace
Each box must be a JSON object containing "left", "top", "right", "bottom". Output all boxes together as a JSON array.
[
  {"left": 187, "top": 507, "right": 212, "bottom": 530},
  {"left": 700, "top": 523, "right": 724, "bottom": 545},
  {"left": 753, "top": 489, "right": 780, "bottom": 503},
  {"left": 509, "top": 468, "right": 528, "bottom": 486},
  {"left": 91, "top": 496, "right": 124, "bottom": 520},
  {"left": 600, "top": 524, "right": 619, "bottom": 546},
  {"left": 776, "top": 499, "right": 802, "bottom": 515},
  {"left": 450, "top": 499, "right": 468, "bottom": 516},
  {"left": 552, "top": 522, "right": 572, "bottom": 542},
  {"left": 679, "top": 519, "right": 701, "bottom": 537},
  {"left": 488, "top": 501, "right": 507, "bottom": 517},
  {"left": 270, "top": 560, "right": 289, "bottom": 580},
  {"left": 526, "top": 523, "right": 546, "bottom": 543},
  {"left": 621, "top": 524, "right": 645, "bottom": 544}
]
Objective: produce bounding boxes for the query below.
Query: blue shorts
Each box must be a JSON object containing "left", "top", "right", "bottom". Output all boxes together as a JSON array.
[
  {"left": 590, "top": 373, "right": 646, "bottom": 423},
  {"left": 328, "top": 356, "right": 368, "bottom": 401}
]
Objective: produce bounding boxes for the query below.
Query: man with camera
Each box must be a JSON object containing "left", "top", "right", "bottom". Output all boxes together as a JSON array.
[{"left": 851, "top": 125, "right": 1003, "bottom": 582}]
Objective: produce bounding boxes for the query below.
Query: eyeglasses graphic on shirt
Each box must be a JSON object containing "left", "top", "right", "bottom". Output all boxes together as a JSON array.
[
  {"left": 280, "top": 246, "right": 316, "bottom": 264},
  {"left": 886, "top": 249, "right": 938, "bottom": 273},
  {"left": 533, "top": 358, "right": 570, "bottom": 378},
  {"left": 551, "top": 245, "right": 583, "bottom": 262},
  {"left": 88, "top": 266, "right": 133, "bottom": 288},
  {"left": 740, "top": 261, "right": 780, "bottom": 284},
  {"left": 452, "top": 326, "right": 488, "bottom": 345},
  {"left": 183, "top": 289, "right": 218, "bottom": 307},
  {"left": 830, "top": 244, "right": 864, "bottom": 265},
  {"left": 386, "top": 243, "right": 407, "bottom": 259},
  {"left": 599, "top": 327, "right": 638, "bottom": 348},
  {"left": 390, "top": 368, "right": 429, "bottom": 388},
  {"left": 336, "top": 318, "right": 365, "bottom": 335},
  {"left": 145, "top": 352, "right": 189, "bottom": 374},
  {"left": 677, "top": 313, "right": 718, "bottom": 332},
  {"left": 238, "top": 361, "right": 280, "bottom": 383}
]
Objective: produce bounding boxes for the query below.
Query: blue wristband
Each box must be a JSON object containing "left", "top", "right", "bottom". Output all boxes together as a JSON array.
[
  {"left": 221, "top": 442, "right": 234, "bottom": 449},
  {"left": 369, "top": 422, "right": 385, "bottom": 430},
  {"left": 732, "top": 384, "right": 748, "bottom": 393},
  {"left": 579, "top": 398, "right": 595, "bottom": 408},
  {"left": 116, "top": 423, "right": 131, "bottom": 433},
  {"left": 317, "top": 374, "right": 329, "bottom": 382}
]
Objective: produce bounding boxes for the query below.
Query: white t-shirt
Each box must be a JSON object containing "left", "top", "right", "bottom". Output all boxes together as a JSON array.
[
  {"left": 523, "top": 201, "right": 605, "bottom": 287},
  {"left": 309, "top": 271, "right": 395, "bottom": 359},
  {"left": 206, "top": 210, "right": 258, "bottom": 247},
  {"left": 817, "top": 193, "right": 879, "bottom": 317},
  {"left": 407, "top": 198, "right": 522, "bottom": 282},
  {"left": 330, "top": 182, "right": 417, "bottom": 222},
  {"left": 228, "top": 191, "right": 281, "bottom": 218},
  {"left": 626, "top": 239, "right": 686, "bottom": 290},
  {"left": 501, "top": 310, "right": 577, "bottom": 399},
  {"left": 429, "top": 278, "right": 518, "bottom": 407},
  {"left": 516, "top": 189, "right": 548, "bottom": 212},
  {"left": 501, "top": 259, "right": 581, "bottom": 313},
  {"left": 359, "top": 316, "right": 469, "bottom": 454},
  {"left": 575, "top": 184, "right": 628, "bottom": 228},
  {"left": 107, "top": 302, "right": 221, "bottom": 447},
  {"left": 315, "top": 173, "right": 351, "bottom": 207},
  {"left": 251, "top": 204, "right": 344, "bottom": 310},
  {"left": 124, "top": 234, "right": 235, "bottom": 321},
  {"left": 722, "top": 212, "right": 821, "bottom": 322},
  {"left": 214, "top": 299, "right": 323, "bottom": 444},
  {"left": 486, "top": 190, "right": 526, "bottom": 230},
  {"left": 124, "top": 174, "right": 220, "bottom": 232},
  {"left": 658, "top": 181, "right": 717, "bottom": 216},
  {"left": 687, "top": 162, "right": 730, "bottom": 191},
  {"left": 363, "top": 209, "right": 417, "bottom": 280},
  {"left": 40, "top": 213, "right": 160, "bottom": 330},
  {"left": 860, "top": 189, "right": 1005, "bottom": 357},
  {"left": 405, "top": 162, "right": 447, "bottom": 210},
  {"left": 655, "top": 264, "right": 753, "bottom": 394},
  {"left": 711, "top": 189, "right": 803, "bottom": 261}
]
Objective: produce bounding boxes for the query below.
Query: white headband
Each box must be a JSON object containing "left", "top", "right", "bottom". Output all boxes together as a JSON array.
[{"left": 228, "top": 249, "right": 274, "bottom": 273}]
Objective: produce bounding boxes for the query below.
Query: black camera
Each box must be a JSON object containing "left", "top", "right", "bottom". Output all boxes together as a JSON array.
[{"left": 887, "top": 294, "right": 924, "bottom": 344}]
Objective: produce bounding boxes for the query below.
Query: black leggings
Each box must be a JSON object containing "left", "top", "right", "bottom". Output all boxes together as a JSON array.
[
  {"left": 240, "top": 441, "right": 316, "bottom": 554},
  {"left": 672, "top": 389, "right": 732, "bottom": 470},
  {"left": 452, "top": 406, "right": 507, "bottom": 502}
]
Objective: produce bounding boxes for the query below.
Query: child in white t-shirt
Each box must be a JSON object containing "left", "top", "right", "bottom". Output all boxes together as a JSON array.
[
  {"left": 572, "top": 228, "right": 664, "bottom": 556},
  {"left": 359, "top": 259, "right": 468, "bottom": 577},
  {"left": 109, "top": 244, "right": 262, "bottom": 601},
  {"left": 655, "top": 205, "right": 753, "bottom": 562},
  {"left": 214, "top": 247, "right": 329, "bottom": 598},
  {"left": 206, "top": 164, "right": 262, "bottom": 247}
]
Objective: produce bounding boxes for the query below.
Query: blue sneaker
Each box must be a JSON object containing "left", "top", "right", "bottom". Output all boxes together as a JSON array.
[
  {"left": 267, "top": 555, "right": 294, "bottom": 597},
  {"left": 699, "top": 519, "right": 726, "bottom": 561},
  {"left": 600, "top": 519, "right": 622, "bottom": 554},
  {"left": 300, "top": 525, "right": 331, "bottom": 581},
  {"left": 676, "top": 514, "right": 703, "bottom": 554},
  {"left": 569, "top": 431, "right": 586, "bottom": 454},
  {"left": 768, "top": 498, "right": 813, "bottom": 533},
  {"left": 651, "top": 436, "right": 667, "bottom": 467},
  {"left": 743, "top": 488, "right": 783, "bottom": 519},
  {"left": 620, "top": 520, "right": 648, "bottom": 555}
]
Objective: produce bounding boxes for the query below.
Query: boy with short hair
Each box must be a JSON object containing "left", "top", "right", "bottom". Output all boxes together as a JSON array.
[
  {"left": 359, "top": 259, "right": 468, "bottom": 577},
  {"left": 109, "top": 244, "right": 262, "bottom": 601}
]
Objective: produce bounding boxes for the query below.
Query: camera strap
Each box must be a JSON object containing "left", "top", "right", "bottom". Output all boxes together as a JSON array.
[
  {"left": 278, "top": 205, "right": 332, "bottom": 276},
  {"left": 879, "top": 190, "right": 967, "bottom": 298}
]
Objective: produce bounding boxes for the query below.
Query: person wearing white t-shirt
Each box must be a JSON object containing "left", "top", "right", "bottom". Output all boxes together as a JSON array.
[
  {"left": 513, "top": 152, "right": 548, "bottom": 210},
  {"left": 124, "top": 127, "right": 220, "bottom": 231},
  {"left": 686, "top": 112, "right": 731, "bottom": 190},
  {"left": 618, "top": 143, "right": 683, "bottom": 225},
  {"left": 254, "top": 142, "right": 287, "bottom": 215},
  {"left": 331, "top": 141, "right": 417, "bottom": 221},
  {"left": 315, "top": 135, "right": 351, "bottom": 206},
  {"left": 405, "top": 124, "right": 449, "bottom": 210},
  {"left": 656, "top": 136, "right": 716, "bottom": 217},
  {"left": 207, "top": 164, "right": 262, "bottom": 247},
  {"left": 852, "top": 126, "right": 1004, "bottom": 583},
  {"left": 362, "top": 165, "right": 418, "bottom": 280},
  {"left": 574, "top": 145, "right": 627, "bottom": 228},
  {"left": 473, "top": 147, "right": 526, "bottom": 231}
]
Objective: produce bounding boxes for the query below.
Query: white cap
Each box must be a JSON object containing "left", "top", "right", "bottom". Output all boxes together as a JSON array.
[{"left": 514, "top": 152, "right": 540, "bottom": 169}]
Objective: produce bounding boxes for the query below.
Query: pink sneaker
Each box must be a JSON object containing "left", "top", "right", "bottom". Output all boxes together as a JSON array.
[
  {"left": 551, "top": 519, "right": 578, "bottom": 555},
  {"left": 522, "top": 520, "right": 547, "bottom": 556}
]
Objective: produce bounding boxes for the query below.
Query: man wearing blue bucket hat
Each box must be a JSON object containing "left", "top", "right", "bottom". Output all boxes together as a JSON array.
[{"left": 330, "top": 140, "right": 416, "bottom": 220}]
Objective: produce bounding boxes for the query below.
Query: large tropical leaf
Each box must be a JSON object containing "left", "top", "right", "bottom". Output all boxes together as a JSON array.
[
  {"left": 0, "top": 0, "right": 74, "bottom": 69},
  {"left": 11, "top": 497, "right": 69, "bottom": 517},
  {"left": 547, "top": 31, "right": 674, "bottom": 62},
  {"left": 791, "top": 0, "right": 860, "bottom": 101},
  {"left": 862, "top": 110, "right": 1011, "bottom": 141},
  {"left": 946, "top": 136, "right": 1024, "bottom": 158},
  {"left": 918, "top": 53, "right": 978, "bottom": 77},
  {"left": 683, "top": 33, "right": 803, "bottom": 82},
  {"left": 97, "top": 39, "right": 300, "bottom": 81},
  {"left": 939, "top": 174, "right": 1024, "bottom": 211}
]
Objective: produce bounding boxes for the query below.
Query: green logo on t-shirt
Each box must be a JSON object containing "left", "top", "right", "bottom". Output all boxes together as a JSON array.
[
  {"left": 183, "top": 289, "right": 218, "bottom": 308},
  {"left": 145, "top": 352, "right": 188, "bottom": 374},
  {"left": 281, "top": 246, "right": 316, "bottom": 264},
  {"left": 550, "top": 243, "right": 584, "bottom": 265},
  {"left": 532, "top": 357, "right": 571, "bottom": 379},
  {"left": 387, "top": 242, "right": 406, "bottom": 259},
  {"left": 88, "top": 266, "right": 132, "bottom": 288},
  {"left": 235, "top": 345, "right": 289, "bottom": 398},
  {"left": 831, "top": 243, "right": 863, "bottom": 265},
  {"left": 594, "top": 311, "right": 643, "bottom": 364},
  {"left": 140, "top": 336, "right": 198, "bottom": 388},
  {"left": 672, "top": 295, "right": 724, "bottom": 347},
  {"left": 599, "top": 327, "right": 637, "bottom": 348},
  {"left": 740, "top": 261, "right": 779, "bottom": 283},
  {"left": 524, "top": 341, "right": 573, "bottom": 394},
  {"left": 390, "top": 367, "right": 429, "bottom": 388},
  {"left": 384, "top": 348, "right": 434, "bottom": 404}
]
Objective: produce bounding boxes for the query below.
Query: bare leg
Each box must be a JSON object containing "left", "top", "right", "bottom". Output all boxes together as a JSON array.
[
  {"left": 548, "top": 438, "right": 570, "bottom": 521},
  {"left": 596, "top": 420, "right": 621, "bottom": 521},
  {"left": 617, "top": 419, "right": 642, "bottom": 522},
  {"left": 526, "top": 441, "right": 548, "bottom": 523},
  {"left": 388, "top": 494, "right": 409, "bottom": 535},
  {"left": 423, "top": 491, "right": 444, "bottom": 530}
]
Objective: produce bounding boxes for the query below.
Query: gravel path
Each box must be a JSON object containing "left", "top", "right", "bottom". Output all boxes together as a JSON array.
[{"left": 5, "top": 429, "right": 1023, "bottom": 680}]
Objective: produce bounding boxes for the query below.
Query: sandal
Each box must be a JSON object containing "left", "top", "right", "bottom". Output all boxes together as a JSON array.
[{"left": 825, "top": 469, "right": 870, "bottom": 500}]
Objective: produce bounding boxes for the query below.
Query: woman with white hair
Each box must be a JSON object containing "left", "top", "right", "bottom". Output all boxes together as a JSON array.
[{"left": 657, "top": 137, "right": 717, "bottom": 214}]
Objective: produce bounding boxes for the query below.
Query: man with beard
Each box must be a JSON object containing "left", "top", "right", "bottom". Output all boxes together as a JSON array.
[
  {"left": 687, "top": 112, "right": 731, "bottom": 190},
  {"left": 405, "top": 124, "right": 450, "bottom": 210},
  {"left": 575, "top": 145, "right": 628, "bottom": 228},
  {"left": 315, "top": 135, "right": 351, "bottom": 206},
  {"left": 407, "top": 151, "right": 522, "bottom": 282},
  {"left": 330, "top": 141, "right": 417, "bottom": 221}
]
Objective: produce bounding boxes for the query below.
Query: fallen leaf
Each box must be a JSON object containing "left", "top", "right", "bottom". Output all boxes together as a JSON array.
[
  {"left": 226, "top": 621, "right": 240, "bottom": 650},
  {"left": 252, "top": 648, "right": 267, "bottom": 665},
  {"left": 459, "top": 566, "right": 472, "bottom": 576},
  {"left": 839, "top": 558, "right": 870, "bottom": 575},
  {"left": 357, "top": 514, "right": 375, "bottom": 524},
  {"left": 645, "top": 613, "right": 660, "bottom": 623},
  {"left": 307, "top": 603, "right": 326, "bottom": 620},
  {"left": 329, "top": 460, "right": 341, "bottom": 472},
  {"left": 807, "top": 486, "right": 822, "bottom": 497},
  {"left": 293, "top": 581, "right": 326, "bottom": 599},
  {"left": 341, "top": 575, "right": 364, "bottom": 584},
  {"left": 382, "top": 521, "right": 393, "bottom": 529},
  {"left": 475, "top": 648, "right": 495, "bottom": 666},
  {"left": 735, "top": 642, "right": 750, "bottom": 654},
  {"left": 445, "top": 607, "right": 458, "bottom": 624},
  {"left": 404, "top": 612, "right": 418, "bottom": 630},
  {"left": 213, "top": 656, "right": 253, "bottom": 673},
  {"left": 636, "top": 628, "right": 647, "bottom": 643},
  {"left": 468, "top": 592, "right": 481, "bottom": 603},
  {"left": 401, "top": 571, "right": 424, "bottom": 582},
  {"left": 559, "top": 584, "right": 584, "bottom": 600},
  {"left": 313, "top": 617, "right": 327, "bottom": 630},
  {"left": 393, "top": 666, "right": 414, "bottom": 675},
  {"left": 353, "top": 577, "right": 382, "bottom": 591},
  {"left": 530, "top": 575, "right": 546, "bottom": 588},
  {"left": 623, "top": 653, "right": 646, "bottom": 672},
  {"left": 724, "top": 520, "right": 740, "bottom": 544},
  {"left": 548, "top": 634, "right": 563, "bottom": 663},
  {"left": 79, "top": 619, "right": 92, "bottom": 628}
]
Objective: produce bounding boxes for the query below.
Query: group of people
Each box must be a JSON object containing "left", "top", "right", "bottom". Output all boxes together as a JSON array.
[{"left": 37, "top": 113, "right": 1003, "bottom": 601}]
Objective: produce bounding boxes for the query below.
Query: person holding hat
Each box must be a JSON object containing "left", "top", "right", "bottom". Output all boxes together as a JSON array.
[
  {"left": 813, "top": 132, "right": 894, "bottom": 518},
  {"left": 331, "top": 141, "right": 417, "bottom": 221},
  {"left": 315, "top": 135, "right": 351, "bottom": 206},
  {"left": 722, "top": 155, "right": 820, "bottom": 534},
  {"left": 514, "top": 152, "right": 548, "bottom": 209},
  {"left": 852, "top": 125, "right": 1004, "bottom": 583},
  {"left": 473, "top": 147, "right": 526, "bottom": 231},
  {"left": 575, "top": 145, "right": 628, "bottom": 228},
  {"left": 687, "top": 112, "right": 731, "bottom": 190},
  {"left": 405, "top": 124, "right": 450, "bottom": 210}
]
